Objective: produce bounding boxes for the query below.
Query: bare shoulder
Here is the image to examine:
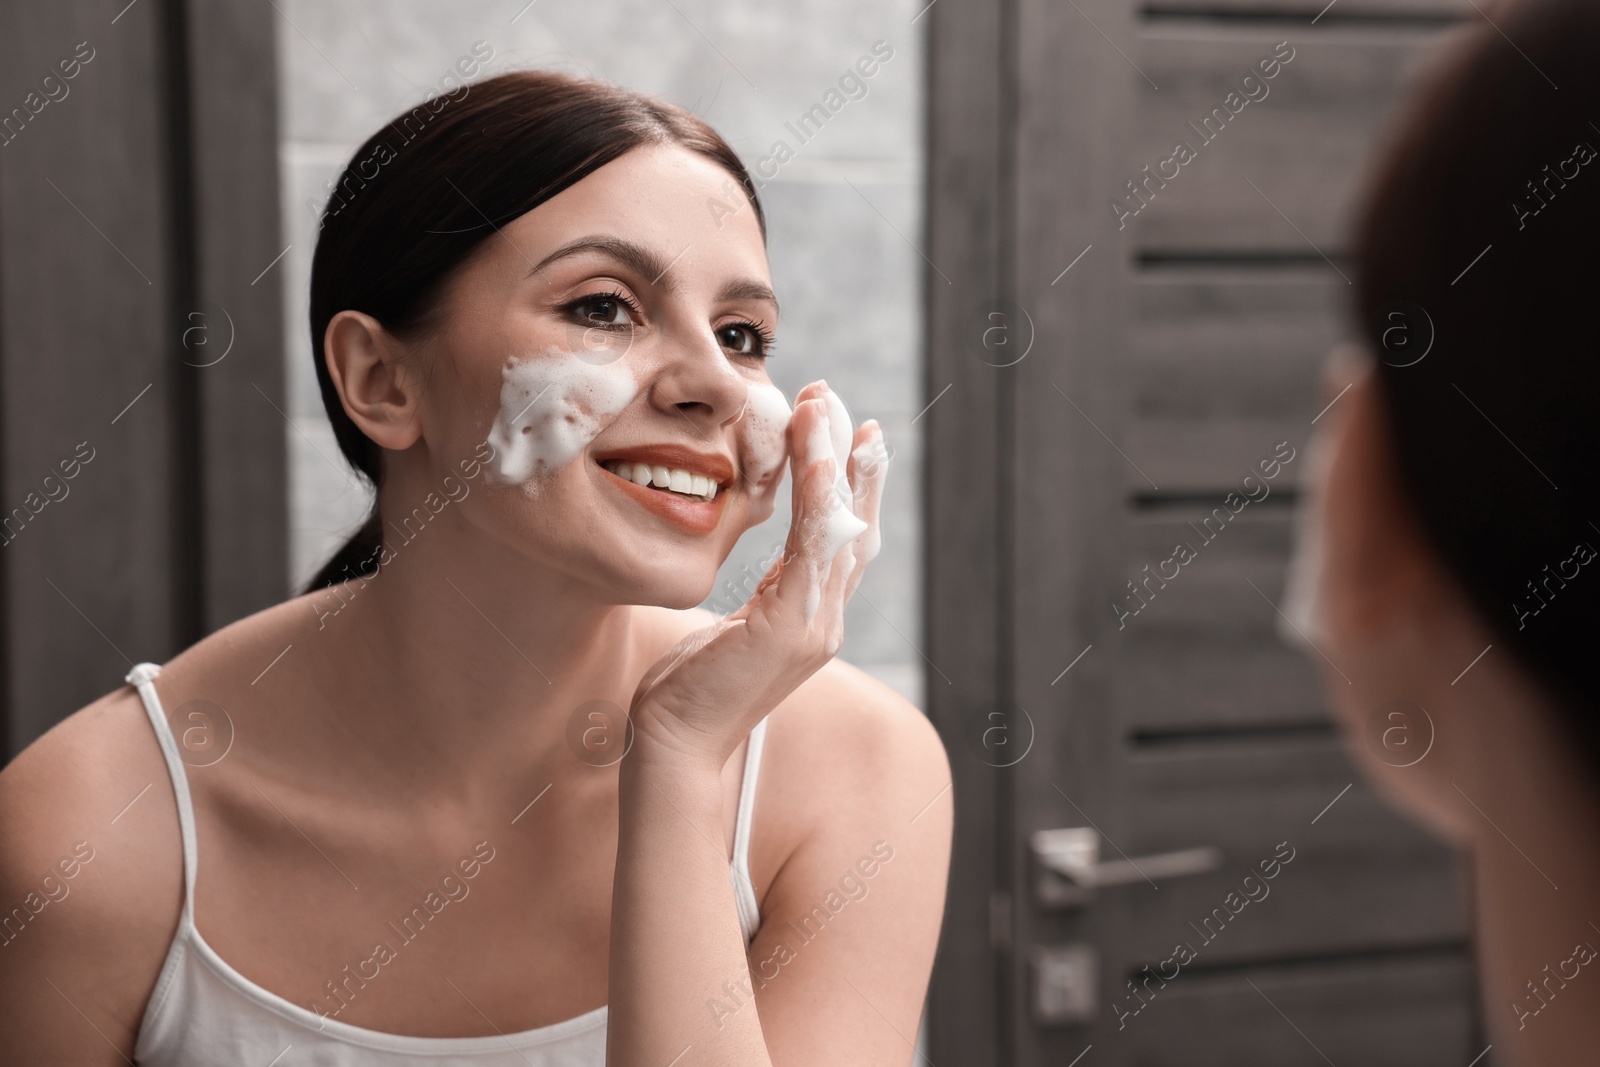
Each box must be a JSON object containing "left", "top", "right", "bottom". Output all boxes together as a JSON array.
[
  {"left": 739, "top": 659, "right": 954, "bottom": 1063},
  {"left": 758, "top": 662, "right": 947, "bottom": 883},
  {"left": 636, "top": 603, "right": 952, "bottom": 856},
  {"left": 768, "top": 658, "right": 951, "bottom": 825},
  {"left": 643, "top": 604, "right": 940, "bottom": 790},
  {"left": 0, "top": 681, "right": 184, "bottom": 1061},
  {"left": 642, "top": 604, "right": 951, "bottom": 819}
]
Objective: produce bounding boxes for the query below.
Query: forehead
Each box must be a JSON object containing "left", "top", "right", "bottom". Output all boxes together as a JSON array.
[{"left": 501, "top": 143, "right": 769, "bottom": 286}]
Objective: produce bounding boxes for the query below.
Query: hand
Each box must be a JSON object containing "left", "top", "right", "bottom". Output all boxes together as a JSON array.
[{"left": 628, "top": 380, "right": 889, "bottom": 773}]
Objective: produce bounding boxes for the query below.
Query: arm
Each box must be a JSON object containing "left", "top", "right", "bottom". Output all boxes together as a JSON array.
[
  {"left": 737, "top": 665, "right": 952, "bottom": 1064},
  {"left": 611, "top": 668, "right": 952, "bottom": 1067},
  {"left": 606, "top": 382, "right": 946, "bottom": 1065},
  {"left": 608, "top": 728, "right": 771, "bottom": 1065},
  {"left": 0, "top": 691, "right": 183, "bottom": 1064}
]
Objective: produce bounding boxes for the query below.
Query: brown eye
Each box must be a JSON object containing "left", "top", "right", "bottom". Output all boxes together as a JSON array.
[
  {"left": 566, "top": 292, "right": 638, "bottom": 329},
  {"left": 717, "top": 321, "right": 775, "bottom": 357}
]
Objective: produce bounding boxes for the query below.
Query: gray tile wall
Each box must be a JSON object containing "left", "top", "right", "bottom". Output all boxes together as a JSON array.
[{"left": 275, "top": 0, "right": 926, "bottom": 714}]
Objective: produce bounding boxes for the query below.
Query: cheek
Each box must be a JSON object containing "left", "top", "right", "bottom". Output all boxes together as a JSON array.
[
  {"left": 738, "top": 382, "right": 791, "bottom": 494},
  {"left": 484, "top": 348, "right": 638, "bottom": 489}
]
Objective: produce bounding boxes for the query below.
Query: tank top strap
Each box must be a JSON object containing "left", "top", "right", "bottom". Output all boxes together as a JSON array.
[
  {"left": 732, "top": 714, "right": 768, "bottom": 868},
  {"left": 730, "top": 714, "right": 769, "bottom": 943},
  {"left": 125, "top": 662, "right": 198, "bottom": 912}
]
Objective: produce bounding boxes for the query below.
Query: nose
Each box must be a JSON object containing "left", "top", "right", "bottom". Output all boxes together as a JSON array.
[{"left": 646, "top": 329, "right": 751, "bottom": 432}]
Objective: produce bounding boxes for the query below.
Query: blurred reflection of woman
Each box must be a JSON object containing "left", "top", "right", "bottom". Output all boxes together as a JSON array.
[{"left": 1285, "top": 0, "right": 1600, "bottom": 1060}]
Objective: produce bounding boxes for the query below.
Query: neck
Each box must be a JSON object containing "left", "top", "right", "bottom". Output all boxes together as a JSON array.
[
  {"left": 1473, "top": 815, "right": 1600, "bottom": 1061},
  {"left": 298, "top": 500, "right": 652, "bottom": 795},
  {"left": 1457, "top": 671, "right": 1600, "bottom": 1062}
]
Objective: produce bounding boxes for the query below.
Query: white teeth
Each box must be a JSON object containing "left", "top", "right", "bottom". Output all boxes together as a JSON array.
[{"left": 603, "top": 459, "right": 720, "bottom": 502}]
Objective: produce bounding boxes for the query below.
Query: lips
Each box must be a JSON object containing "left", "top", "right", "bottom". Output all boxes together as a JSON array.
[
  {"left": 593, "top": 444, "right": 736, "bottom": 486},
  {"left": 592, "top": 444, "right": 737, "bottom": 535},
  {"left": 602, "top": 459, "right": 720, "bottom": 502}
]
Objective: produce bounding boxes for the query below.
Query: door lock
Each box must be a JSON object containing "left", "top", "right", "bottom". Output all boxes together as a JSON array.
[{"left": 1032, "top": 943, "right": 1097, "bottom": 1025}]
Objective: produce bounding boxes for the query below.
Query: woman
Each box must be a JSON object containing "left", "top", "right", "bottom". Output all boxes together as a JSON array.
[
  {"left": 1285, "top": 0, "right": 1600, "bottom": 1060},
  {"left": 0, "top": 71, "right": 953, "bottom": 1065}
]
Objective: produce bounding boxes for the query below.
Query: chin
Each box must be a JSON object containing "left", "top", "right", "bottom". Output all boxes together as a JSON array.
[
  {"left": 653, "top": 587, "right": 716, "bottom": 611},
  {"left": 1361, "top": 754, "right": 1475, "bottom": 846},
  {"left": 612, "top": 570, "right": 719, "bottom": 611},
  {"left": 1327, "top": 689, "right": 1475, "bottom": 847}
]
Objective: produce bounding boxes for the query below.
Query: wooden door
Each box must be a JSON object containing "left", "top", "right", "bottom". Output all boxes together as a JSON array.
[{"left": 923, "top": 1, "right": 1486, "bottom": 1062}]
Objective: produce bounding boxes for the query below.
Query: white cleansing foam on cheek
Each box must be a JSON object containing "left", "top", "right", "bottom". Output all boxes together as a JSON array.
[
  {"left": 738, "top": 382, "right": 792, "bottom": 493},
  {"left": 484, "top": 349, "right": 638, "bottom": 490}
]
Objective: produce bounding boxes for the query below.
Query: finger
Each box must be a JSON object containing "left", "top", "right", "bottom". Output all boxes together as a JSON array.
[
  {"left": 820, "top": 540, "right": 857, "bottom": 621},
  {"left": 731, "top": 531, "right": 797, "bottom": 621},
  {"left": 818, "top": 425, "right": 884, "bottom": 633},
  {"left": 728, "top": 553, "right": 783, "bottom": 622},
  {"left": 787, "top": 397, "right": 839, "bottom": 573},
  {"left": 751, "top": 396, "right": 838, "bottom": 626},
  {"left": 847, "top": 419, "right": 888, "bottom": 564},
  {"left": 630, "top": 615, "right": 738, "bottom": 706},
  {"left": 829, "top": 420, "right": 886, "bottom": 614},
  {"left": 793, "top": 378, "right": 830, "bottom": 409},
  {"left": 726, "top": 386, "right": 833, "bottom": 624},
  {"left": 816, "top": 418, "right": 883, "bottom": 647},
  {"left": 809, "top": 397, "right": 876, "bottom": 629}
]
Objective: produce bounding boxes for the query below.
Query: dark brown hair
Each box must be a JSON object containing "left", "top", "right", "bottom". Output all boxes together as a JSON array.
[
  {"left": 303, "top": 70, "right": 765, "bottom": 593},
  {"left": 1353, "top": 0, "right": 1600, "bottom": 770}
]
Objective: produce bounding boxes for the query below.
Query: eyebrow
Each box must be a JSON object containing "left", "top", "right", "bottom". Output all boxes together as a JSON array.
[
  {"left": 527, "top": 235, "right": 779, "bottom": 313},
  {"left": 717, "top": 279, "right": 780, "bottom": 313}
]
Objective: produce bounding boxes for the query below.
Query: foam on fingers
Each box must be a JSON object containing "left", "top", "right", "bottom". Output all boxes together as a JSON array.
[
  {"left": 816, "top": 389, "right": 869, "bottom": 558},
  {"left": 849, "top": 430, "right": 887, "bottom": 564}
]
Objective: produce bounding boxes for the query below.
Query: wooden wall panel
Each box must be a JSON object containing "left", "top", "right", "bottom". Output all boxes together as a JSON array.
[
  {"left": 1114, "top": 956, "right": 1477, "bottom": 1066},
  {"left": 0, "top": 2, "right": 178, "bottom": 754},
  {"left": 1124, "top": 748, "right": 1468, "bottom": 953},
  {"left": 1125, "top": 271, "right": 1338, "bottom": 493},
  {"left": 1113, "top": 510, "right": 1331, "bottom": 733},
  {"left": 1130, "top": 28, "right": 1454, "bottom": 253},
  {"left": 0, "top": 0, "right": 285, "bottom": 758}
]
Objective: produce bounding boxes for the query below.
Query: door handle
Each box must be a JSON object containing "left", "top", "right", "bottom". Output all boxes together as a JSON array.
[{"left": 1031, "top": 827, "right": 1222, "bottom": 907}]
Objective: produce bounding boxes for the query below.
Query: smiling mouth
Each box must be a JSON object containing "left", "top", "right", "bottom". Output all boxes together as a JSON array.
[{"left": 599, "top": 459, "right": 723, "bottom": 503}]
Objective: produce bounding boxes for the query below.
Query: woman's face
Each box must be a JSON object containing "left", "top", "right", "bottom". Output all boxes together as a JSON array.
[
  {"left": 1287, "top": 348, "right": 1479, "bottom": 840},
  {"left": 402, "top": 143, "right": 789, "bottom": 608}
]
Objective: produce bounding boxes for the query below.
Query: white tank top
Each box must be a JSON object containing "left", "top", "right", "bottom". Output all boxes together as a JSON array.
[{"left": 123, "top": 661, "right": 769, "bottom": 1065}]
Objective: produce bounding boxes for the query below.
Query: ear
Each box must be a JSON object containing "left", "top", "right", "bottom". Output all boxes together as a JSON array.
[
  {"left": 323, "top": 310, "right": 426, "bottom": 452},
  {"left": 1319, "top": 362, "right": 1454, "bottom": 643}
]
